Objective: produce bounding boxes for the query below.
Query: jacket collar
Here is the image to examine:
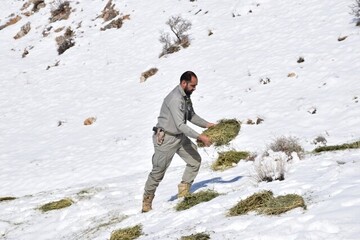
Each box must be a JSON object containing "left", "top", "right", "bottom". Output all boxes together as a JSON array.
[{"left": 178, "top": 84, "right": 187, "bottom": 97}]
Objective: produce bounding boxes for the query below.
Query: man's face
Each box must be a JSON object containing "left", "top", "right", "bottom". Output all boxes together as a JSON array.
[{"left": 182, "top": 76, "right": 198, "bottom": 96}]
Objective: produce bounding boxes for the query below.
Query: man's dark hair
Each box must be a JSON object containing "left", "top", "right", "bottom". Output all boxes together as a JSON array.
[{"left": 180, "top": 71, "right": 197, "bottom": 83}]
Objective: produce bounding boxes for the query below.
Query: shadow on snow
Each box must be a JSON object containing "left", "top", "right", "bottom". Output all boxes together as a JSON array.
[{"left": 168, "top": 176, "right": 242, "bottom": 201}]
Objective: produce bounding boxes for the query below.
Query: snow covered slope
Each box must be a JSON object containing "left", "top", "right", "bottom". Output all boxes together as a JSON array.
[{"left": 1, "top": 0, "right": 359, "bottom": 239}]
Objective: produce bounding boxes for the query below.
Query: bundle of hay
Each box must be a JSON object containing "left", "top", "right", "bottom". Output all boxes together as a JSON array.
[
  {"left": 211, "top": 150, "right": 250, "bottom": 171},
  {"left": 229, "top": 190, "right": 306, "bottom": 216},
  {"left": 181, "top": 232, "right": 211, "bottom": 240},
  {"left": 110, "top": 224, "right": 142, "bottom": 240},
  {"left": 0, "top": 196, "right": 16, "bottom": 202},
  {"left": 176, "top": 190, "right": 220, "bottom": 211},
  {"left": 39, "top": 198, "right": 73, "bottom": 212},
  {"left": 198, "top": 119, "right": 241, "bottom": 147}
]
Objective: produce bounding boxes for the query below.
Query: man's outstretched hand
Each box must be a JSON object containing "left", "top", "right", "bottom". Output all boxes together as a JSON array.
[{"left": 197, "top": 134, "right": 212, "bottom": 147}]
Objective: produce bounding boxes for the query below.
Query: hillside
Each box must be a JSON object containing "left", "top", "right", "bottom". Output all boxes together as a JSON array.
[{"left": 1, "top": 0, "right": 360, "bottom": 239}]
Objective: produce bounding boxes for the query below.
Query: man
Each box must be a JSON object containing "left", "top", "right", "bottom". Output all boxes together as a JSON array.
[{"left": 142, "top": 71, "right": 214, "bottom": 213}]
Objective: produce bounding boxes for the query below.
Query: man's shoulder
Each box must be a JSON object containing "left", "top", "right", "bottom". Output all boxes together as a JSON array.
[{"left": 165, "top": 85, "right": 183, "bottom": 102}]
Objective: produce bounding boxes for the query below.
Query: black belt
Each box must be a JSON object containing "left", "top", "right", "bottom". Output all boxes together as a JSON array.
[{"left": 152, "top": 127, "right": 182, "bottom": 137}]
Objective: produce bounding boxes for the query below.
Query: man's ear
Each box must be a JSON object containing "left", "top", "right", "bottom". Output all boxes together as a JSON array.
[{"left": 180, "top": 80, "right": 187, "bottom": 88}]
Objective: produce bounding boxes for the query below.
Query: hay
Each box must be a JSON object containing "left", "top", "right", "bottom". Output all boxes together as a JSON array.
[
  {"left": 110, "top": 224, "right": 142, "bottom": 240},
  {"left": 176, "top": 190, "right": 220, "bottom": 211},
  {"left": 229, "top": 190, "right": 306, "bottom": 216},
  {"left": 181, "top": 232, "right": 211, "bottom": 240},
  {"left": 229, "top": 190, "right": 273, "bottom": 216},
  {"left": 260, "top": 194, "right": 306, "bottom": 215},
  {"left": 198, "top": 119, "right": 241, "bottom": 147},
  {"left": 39, "top": 198, "right": 73, "bottom": 212},
  {"left": 0, "top": 196, "right": 16, "bottom": 202},
  {"left": 212, "top": 150, "right": 249, "bottom": 171},
  {"left": 314, "top": 141, "right": 360, "bottom": 153}
]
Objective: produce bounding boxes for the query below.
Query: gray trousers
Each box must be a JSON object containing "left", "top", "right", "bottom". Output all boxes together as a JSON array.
[{"left": 144, "top": 133, "right": 201, "bottom": 196}]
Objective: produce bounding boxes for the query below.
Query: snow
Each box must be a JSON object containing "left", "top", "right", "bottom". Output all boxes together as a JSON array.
[{"left": 1, "top": 0, "right": 360, "bottom": 239}]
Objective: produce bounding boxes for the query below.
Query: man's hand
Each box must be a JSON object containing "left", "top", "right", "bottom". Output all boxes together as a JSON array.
[
  {"left": 206, "top": 123, "right": 216, "bottom": 128},
  {"left": 197, "top": 134, "right": 212, "bottom": 147}
]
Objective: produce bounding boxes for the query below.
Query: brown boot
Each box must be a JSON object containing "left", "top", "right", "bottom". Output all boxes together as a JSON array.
[
  {"left": 142, "top": 194, "right": 154, "bottom": 213},
  {"left": 178, "top": 182, "right": 191, "bottom": 197}
]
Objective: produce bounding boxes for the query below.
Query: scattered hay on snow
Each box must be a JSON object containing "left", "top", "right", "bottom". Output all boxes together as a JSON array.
[
  {"left": 211, "top": 150, "right": 250, "bottom": 171},
  {"left": 198, "top": 119, "right": 240, "bottom": 147},
  {"left": 176, "top": 190, "right": 220, "bottom": 211},
  {"left": 229, "top": 190, "right": 306, "bottom": 216},
  {"left": 314, "top": 140, "right": 360, "bottom": 153},
  {"left": 0, "top": 196, "right": 17, "bottom": 202},
  {"left": 181, "top": 232, "right": 211, "bottom": 240},
  {"left": 110, "top": 224, "right": 142, "bottom": 240},
  {"left": 39, "top": 198, "right": 73, "bottom": 212}
]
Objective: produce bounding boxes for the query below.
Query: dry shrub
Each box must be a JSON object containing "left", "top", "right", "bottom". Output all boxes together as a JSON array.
[
  {"left": 99, "top": 0, "right": 119, "bottom": 22},
  {"left": 159, "top": 15, "right": 192, "bottom": 57},
  {"left": 56, "top": 27, "right": 75, "bottom": 55},
  {"left": 14, "top": 22, "right": 31, "bottom": 39},
  {"left": 50, "top": 1, "right": 71, "bottom": 23},
  {"left": 100, "top": 14, "right": 129, "bottom": 31},
  {"left": 140, "top": 68, "right": 158, "bottom": 82},
  {"left": 21, "top": 0, "right": 45, "bottom": 13},
  {"left": 181, "top": 232, "right": 211, "bottom": 240},
  {"left": 267, "top": 136, "right": 304, "bottom": 160},
  {"left": 212, "top": 150, "right": 250, "bottom": 171},
  {"left": 32, "top": 0, "right": 46, "bottom": 12},
  {"left": 39, "top": 198, "right": 73, "bottom": 212},
  {"left": 110, "top": 224, "right": 142, "bottom": 240},
  {"left": 245, "top": 117, "right": 264, "bottom": 125},
  {"left": 197, "top": 119, "right": 241, "bottom": 147},
  {"left": 84, "top": 117, "right": 97, "bottom": 125},
  {"left": 338, "top": 36, "right": 348, "bottom": 41},
  {"left": 229, "top": 190, "right": 306, "bottom": 216},
  {"left": 287, "top": 72, "right": 297, "bottom": 78},
  {"left": 0, "top": 15, "right": 22, "bottom": 31},
  {"left": 176, "top": 190, "right": 220, "bottom": 211},
  {"left": 297, "top": 56, "right": 305, "bottom": 63},
  {"left": 253, "top": 147, "right": 301, "bottom": 183}
]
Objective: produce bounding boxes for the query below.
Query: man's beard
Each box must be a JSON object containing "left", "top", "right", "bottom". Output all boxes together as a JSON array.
[{"left": 184, "top": 89, "right": 193, "bottom": 96}]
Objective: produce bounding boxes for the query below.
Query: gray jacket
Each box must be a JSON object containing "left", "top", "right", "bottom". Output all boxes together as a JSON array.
[{"left": 156, "top": 85, "right": 209, "bottom": 139}]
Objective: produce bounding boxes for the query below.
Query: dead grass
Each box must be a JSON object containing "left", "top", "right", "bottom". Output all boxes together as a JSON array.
[
  {"left": 198, "top": 119, "right": 241, "bottom": 147},
  {"left": 110, "top": 224, "right": 142, "bottom": 240},
  {"left": 0, "top": 196, "right": 16, "bottom": 202},
  {"left": 39, "top": 198, "right": 73, "bottom": 212},
  {"left": 314, "top": 140, "right": 360, "bottom": 153},
  {"left": 229, "top": 190, "right": 306, "bottom": 216},
  {"left": 99, "top": 0, "right": 119, "bottom": 22},
  {"left": 14, "top": 22, "right": 31, "bottom": 40},
  {"left": 140, "top": 68, "right": 158, "bottom": 82},
  {"left": 181, "top": 232, "right": 211, "bottom": 240},
  {"left": 212, "top": 150, "right": 250, "bottom": 171},
  {"left": 50, "top": 1, "right": 71, "bottom": 23},
  {"left": 0, "top": 15, "right": 22, "bottom": 31},
  {"left": 176, "top": 190, "right": 220, "bottom": 211}
]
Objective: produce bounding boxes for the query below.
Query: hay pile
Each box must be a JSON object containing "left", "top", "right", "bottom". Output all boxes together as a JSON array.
[
  {"left": 181, "top": 232, "right": 211, "bottom": 240},
  {"left": 229, "top": 190, "right": 306, "bottom": 216},
  {"left": 176, "top": 190, "right": 220, "bottom": 211},
  {"left": 198, "top": 119, "right": 241, "bottom": 147},
  {"left": 110, "top": 224, "right": 142, "bottom": 240},
  {"left": 314, "top": 140, "right": 360, "bottom": 153},
  {"left": 212, "top": 150, "right": 250, "bottom": 171},
  {"left": 0, "top": 196, "right": 16, "bottom": 202},
  {"left": 39, "top": 198, "right": 73, "bottom": 212}
]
